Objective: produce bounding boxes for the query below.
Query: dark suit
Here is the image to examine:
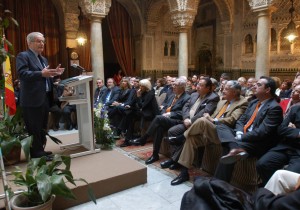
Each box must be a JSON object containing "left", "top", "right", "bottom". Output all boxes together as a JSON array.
[
  {"left": 16, "top": 49, "right": 52, "bottom": 157},
  {"left": 168, "top": 91, "right": 219, "bottom": 137},
  {"left": 146, "top": 92, "right": 190, "bottom": 155},
  {"left": 256, "top": 105, "right": 300, "bottom": 185},
  {"left": 101, "top": 86, "right": 120, "bottom": 106},
  {"left": 119, "top": 89, "right": 160, "bottom": 141},
  {"left": 94, "top": 85, "right": 107, "bottom": 108},
  {"left": 215, "top": 98, "right": 283, "bottom": 182},
  {"left": 167, "top": 92, "right": 219, "bottom": 163},
  {"left": 254, "top": 187, "right": 300, "bottom": 210}
]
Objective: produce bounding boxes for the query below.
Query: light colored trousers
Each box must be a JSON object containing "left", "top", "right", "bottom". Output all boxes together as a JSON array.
[{"left": 265, "top": 170, "right": 300, "bottom": 195}]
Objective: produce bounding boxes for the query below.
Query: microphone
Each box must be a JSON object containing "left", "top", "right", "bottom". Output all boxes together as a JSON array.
[{"left": 71, "top": 63, "right": 85, "bottom": 72}]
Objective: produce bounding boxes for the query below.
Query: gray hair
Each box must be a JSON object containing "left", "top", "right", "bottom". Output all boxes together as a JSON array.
[
  {"left": 139, "top": 79, "right": 152, "bottom": 91},
  {"left": 175, "top": 78, "right": 186, "bottom": 88},
  {"left": 226, "top": 80, "right": 241, "bottom": 96},
  {"left": 26, "top": 32, "right": 44, "bottom": 44}
]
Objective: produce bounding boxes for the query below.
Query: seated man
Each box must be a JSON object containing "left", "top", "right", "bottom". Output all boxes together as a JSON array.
[
  {"left": 256, "top": 101, "right": 300, "bottom": 185},
  {"left": 215, "top": 76, "right": 283, "bottom": 183},
  {"left": 160, "top": 77, "right": 220, "bottom": 169},
  {"left": 170, "top": 80, "right": 248, "bottom": 185},
  {"left": 93, "top": 78, "right": 107, "bottom": 108},
  {"left": 129, "top": 78, "right": 190, "bottom": 164},
  {"left": 101, "top": 78, "right": 120, "bottom": 108}
]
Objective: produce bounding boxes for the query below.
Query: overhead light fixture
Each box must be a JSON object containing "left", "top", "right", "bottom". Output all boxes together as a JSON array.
[
  {"left": 285, "top": 0, "right": 298, "bottom": 43},
  {"left": 76, "top": 6, "right": 87, "bottom": 46}
]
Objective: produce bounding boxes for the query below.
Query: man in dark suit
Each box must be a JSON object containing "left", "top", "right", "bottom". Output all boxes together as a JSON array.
[
  {"left": 16, "top": 32, "right": 64, "bottom": 159},
  {"left": 160, "top": 77, "right": 219, "bottom": 170},
  {"left": 93, "top": 78, "right": 107, "bottom": 108},
  {"left": 101, "top": 78, "right": 120, "bottom": 107},
  {"left": 256, "top": 103, "right": 300, "bottom": 185},
  {"left": 130, "top": 77, "right": 190, "bottom": 164},
  {"left": 215, "top": 76, "right": 283, "bottom": 182},
  {"left": 169, "top": 80, "right": 248, "bottom": 185}
]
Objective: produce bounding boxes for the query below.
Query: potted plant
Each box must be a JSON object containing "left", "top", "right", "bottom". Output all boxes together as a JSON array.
[
  {"left": 0, "top": 107, "right": 32, "bottom": 165},
  {"left": 93, "top": 103, "right": 114, "bottom": 150},
  {"left": 9, "top": 154, "right": 96, "bottom": 210}
]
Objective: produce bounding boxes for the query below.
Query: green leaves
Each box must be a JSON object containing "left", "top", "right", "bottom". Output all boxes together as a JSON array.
[{"left": 11, "top": 154, "right": 97, "bottom": 206}]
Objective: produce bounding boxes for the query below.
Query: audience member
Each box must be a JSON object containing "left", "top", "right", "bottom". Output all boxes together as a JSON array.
[
  {"left": 161, "top": 77, "right": 219, "bottom": 171},
  {"left": 245, "top": 77, "right": 256, "bottom": 99},
  {"left": 129, "top": 78, "right": 190, "bottom": 165},
  {"left": 119, "top": 79, "right": 160, "bottom": 147},
  {"left": 279, "top": 79, "right": 292, "bottom": 99},
  {"left": 215, "top": 76, "right": 283, "bottom": 183},
  {"left": 101, "top": 78, "right": 120, "bottom": 107},
  {"left": 256, "top": 104, "right": 300, "bottom": 185},
  {"left": 169, "top": 80, "right": 248, "bottom": 185},
  {"left": 94, "top": 78, "right": 107, "bottom": 108},
  {"left": 280, "top": 84, "right": 300, "bottom": 115}
]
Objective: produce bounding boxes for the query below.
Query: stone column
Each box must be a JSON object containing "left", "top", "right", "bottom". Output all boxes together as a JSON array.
[
  {"left": 221, "top": 21, "right": 233, "bottom": 69},
  {"left": 80, "top": 0, "right": 111, "bottom": 93},
  {"left": 168, "top": 0, "right": 199, "bottom": 77},
  {"left": 178, "top": 29, "right": 188, "bottom": 77},
  {"left": 248, "top": 0, "right": 274, "bottom": 78}
]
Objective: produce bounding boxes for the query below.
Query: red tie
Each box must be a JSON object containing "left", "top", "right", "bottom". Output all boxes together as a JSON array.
[
  {"left": 215, "top": 101, "right": 229, "bottom": 119},
  {"left": 244, "top": 102, "right": 261, "bottom": 133}
]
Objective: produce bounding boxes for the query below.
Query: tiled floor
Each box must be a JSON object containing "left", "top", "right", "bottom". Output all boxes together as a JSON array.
[
  {"left": 66, "top": 165, "right": 192, "bottom": 210},
  {"left": 48, "top": 130, "right": 192, "bottom": 210}
]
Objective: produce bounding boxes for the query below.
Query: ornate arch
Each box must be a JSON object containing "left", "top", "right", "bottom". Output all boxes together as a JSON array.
[
  {"left": 212, "top": 0, "right": 233, "bottom": 28},
  {"left": 146, "top": 0, "right": 169, "bottom": 28},
  {"left": 116, "top": 0, "right": 144, "bottom": 35}
]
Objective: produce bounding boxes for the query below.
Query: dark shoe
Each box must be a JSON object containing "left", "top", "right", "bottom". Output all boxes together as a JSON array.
[
  {"left": 160, "top": 159, "right": 174, "bottom": 169},
  {"left": 169, "top": 163, "right": 180, "bottom": 170},
  {"left": 31, "top": 152, "right": 53, "bottom": 161},
  {"left": 120, "top": 140, "right": 131, "bottom": 147},
  {"left": 145, "top": 154, "right": 159, "bottom": 165},
  {"left": 45, "top": 151, "right": 53, "bottom": 155},
  {"left": 220, "top": 148, "right": 249, "bottom": 164},
  {"left": 171, "top": 171, "right": 189, "bottom": 186},
  {"left": 130, "top": 137, "right": 146, "bottom": 146},
  {"left": 164, "top": 135, "right": 185, "bottom": 145},
  {"left": 44, "top": 155, "right": 54, "bottom": 161}
]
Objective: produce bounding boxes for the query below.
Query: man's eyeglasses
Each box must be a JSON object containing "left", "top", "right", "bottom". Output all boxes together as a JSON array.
[{"left": 33, "top": 40, "right": 45, "bottom": 44}]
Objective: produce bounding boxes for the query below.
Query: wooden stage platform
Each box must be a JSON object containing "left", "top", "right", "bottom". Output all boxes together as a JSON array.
[{"left": 0, "top": 132, "right": 147, "bottom": 209}]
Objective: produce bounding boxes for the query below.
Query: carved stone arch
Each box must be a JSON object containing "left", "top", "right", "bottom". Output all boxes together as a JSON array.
[
  {"left": 116, "top": 0, "right": 144, "bottom": 35},
  {"left": 51, "top": 0, "right": 66, "bottom": 34},
  {"left": 146, "top": 0, "right": 169, "bottom": 29},
  {"left": 212, "top": 0, "right": 232, "bottom": 27}
]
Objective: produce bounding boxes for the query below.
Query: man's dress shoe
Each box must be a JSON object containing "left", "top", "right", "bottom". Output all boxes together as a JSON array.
[
  {"left": 220, "top": 148, "right": 249, "bottom": 164},
  {"left": 145, "top": 155, "right": 159, "bottom": 165},
  {"left": 164, "top": 135, "right": 185, "bottom": 145},
  {"left": 31, "top": 152, "right": 54, "bottom": 161},
  {"left": 169, "top": 163, "right": 180, "bottom": 170},
  {"left": 160, "top": 159, "right": 174, "bottom": 168},
  {"left": 171, "top": 171, "right": 189, "bottom": 186},
  {"left": 129, "top": 138, "right": 146, "bottom": 146},
  {"left": 119, "top": 140, "right": 131, "bottom": 147}
]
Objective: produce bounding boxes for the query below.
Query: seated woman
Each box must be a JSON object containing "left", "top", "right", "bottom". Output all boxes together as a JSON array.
[{"left": 119, "top": 79, "right": 160, "bottom": 147}]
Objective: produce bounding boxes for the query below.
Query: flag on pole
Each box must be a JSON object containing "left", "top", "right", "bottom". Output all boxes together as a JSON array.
[{"left": 3, "top": 37, "right": 16, "bottom": 115}]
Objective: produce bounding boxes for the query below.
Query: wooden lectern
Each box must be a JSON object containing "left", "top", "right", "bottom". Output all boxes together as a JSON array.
[{"left": 59, "top": 75, "right": 100, "bottom": 158}]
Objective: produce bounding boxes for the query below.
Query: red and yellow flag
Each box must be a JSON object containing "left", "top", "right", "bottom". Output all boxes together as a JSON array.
[{"left": 3, "top": 42, "right": 16, "bottom": 115}]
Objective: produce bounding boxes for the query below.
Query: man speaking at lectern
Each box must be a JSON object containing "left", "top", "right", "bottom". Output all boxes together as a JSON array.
[{"left": 16, "top": 32, "right": 64, "bottom": 160}]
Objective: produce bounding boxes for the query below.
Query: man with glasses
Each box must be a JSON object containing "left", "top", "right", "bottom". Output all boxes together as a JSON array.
[
  {"left": 215, "top": 76, "right": 283, "bottom": 183},
  {"left": 16, "top": 32, "right": 64, "bottom": 160},
  {"left": 256, "top": 84, "right": 300, "bottom": 186}
]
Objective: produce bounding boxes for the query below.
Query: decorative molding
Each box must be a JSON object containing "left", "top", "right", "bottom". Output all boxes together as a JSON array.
[
  {"left": 170, "top": 11, "right": 195, "bottom": 30},
  {"left": 79, "top": 0, "right": 111, "bottom": 19},
  {"left": 248, "top": 0, "right": 274, "bottom": 10}
]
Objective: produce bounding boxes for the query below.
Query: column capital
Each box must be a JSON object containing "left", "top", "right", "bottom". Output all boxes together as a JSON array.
[
  {"left": 248, "top": 0, "right": 274, "bottom": 12},
  {"left": 168, "top": 0, "right": 199, "bottom": 31},
  {"left": 79, "top": 0, "right": 111, "bottom": 20}
]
